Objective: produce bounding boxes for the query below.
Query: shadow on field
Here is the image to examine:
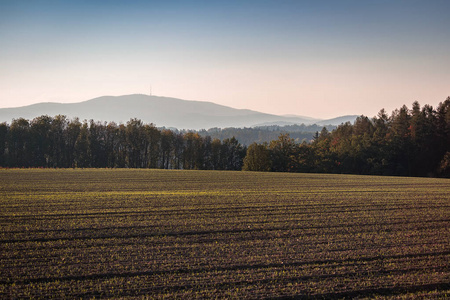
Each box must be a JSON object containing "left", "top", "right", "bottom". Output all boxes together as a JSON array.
[
  {"left": 15, "top": 270, "right": 450, "bottom": 299},
  {"left": 3, "top": 251, "right": 448, "bottom": 287},
  {"left": 3, "top": 203, "right": 449, "bottom": 221},
  {"left": 275, "top": 283, "right": 450, "bottom": 299},
  {"left": 2, "top": 218, "right": 448, "bottom": 244}
]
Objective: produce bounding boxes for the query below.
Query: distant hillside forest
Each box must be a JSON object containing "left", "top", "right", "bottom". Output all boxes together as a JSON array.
[
  {"left": 0, "top": 98, "right": 449, "bottom": 177},
  {"left": 197, "top": 124, "right": 335, "bottom": 146}
]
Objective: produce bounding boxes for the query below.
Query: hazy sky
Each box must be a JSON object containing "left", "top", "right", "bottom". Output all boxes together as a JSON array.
[{"left": 1, "top": 0, "right": 449, "bottom": 119}]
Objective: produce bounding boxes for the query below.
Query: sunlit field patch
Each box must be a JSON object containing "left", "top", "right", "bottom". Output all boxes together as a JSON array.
[{"left": 1, "top": 169, "right": 449, "bottom": 298}]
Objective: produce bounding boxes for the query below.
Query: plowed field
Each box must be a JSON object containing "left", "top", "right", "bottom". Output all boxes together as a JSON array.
[{"left": 1, "top": 169, "right": 449, "bottom": 298}]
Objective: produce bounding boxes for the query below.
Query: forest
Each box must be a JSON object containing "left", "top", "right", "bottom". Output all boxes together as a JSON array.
[
  {"left": 0, "top": 98, "right": 449, "bottom": 177},
  {"left": 197, "top": 123, "right": 336, "bottom": 146}
]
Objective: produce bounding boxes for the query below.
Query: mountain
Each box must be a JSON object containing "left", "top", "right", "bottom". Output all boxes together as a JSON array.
[
  {"left": 0, "top": 94, "right": 357, "bottom": 129},
  {"left": 316, "top": 115, "right": 359, "bottom": 126}
]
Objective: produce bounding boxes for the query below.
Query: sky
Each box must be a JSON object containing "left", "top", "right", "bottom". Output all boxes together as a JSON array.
[{"left": 1, "top": 0, "right": 449, "bottom": 119}]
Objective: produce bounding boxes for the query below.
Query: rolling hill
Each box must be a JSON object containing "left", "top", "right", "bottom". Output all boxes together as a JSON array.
[{"left": 0, "top": 94, "right": 357, "bottom": 129}]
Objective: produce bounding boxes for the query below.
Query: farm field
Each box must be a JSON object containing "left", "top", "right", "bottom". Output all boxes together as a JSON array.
[{"left": 0, "top": 169, "right": 449, "bottom": 299}]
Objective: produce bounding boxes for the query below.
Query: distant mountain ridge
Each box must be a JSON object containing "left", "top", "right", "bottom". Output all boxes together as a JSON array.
[{"left": 0, "top": 94, "right": 358, "bottom": 129}]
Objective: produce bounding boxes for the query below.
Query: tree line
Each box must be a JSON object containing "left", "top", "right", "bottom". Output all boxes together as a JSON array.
[
  {"left": 243, "top": 98, "right": 450, "bottom": 177},
  {"left": 0, "top": 117, "right": 245, "bottom": 170},
  {"left": 1, "top": 98, "right": 449, "bottom": 177}
]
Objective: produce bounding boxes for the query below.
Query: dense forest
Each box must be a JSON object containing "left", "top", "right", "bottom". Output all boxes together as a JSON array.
[
  {"left": 0, "top": 117, "right": 246, "bottom": 171},
  {"left": 0, "top": 98, "right": 449, "bottom": 177},
  {"left": 197, "top": 124, "right": 336, "bottom": 146},
  {"left": 243, "top": 98, "right": 450, "bottom": 177}
]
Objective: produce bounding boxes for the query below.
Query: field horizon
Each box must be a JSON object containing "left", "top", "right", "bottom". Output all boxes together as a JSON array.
[{"left": 1, "top": 169, "right": 449, "bottom": 298}]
